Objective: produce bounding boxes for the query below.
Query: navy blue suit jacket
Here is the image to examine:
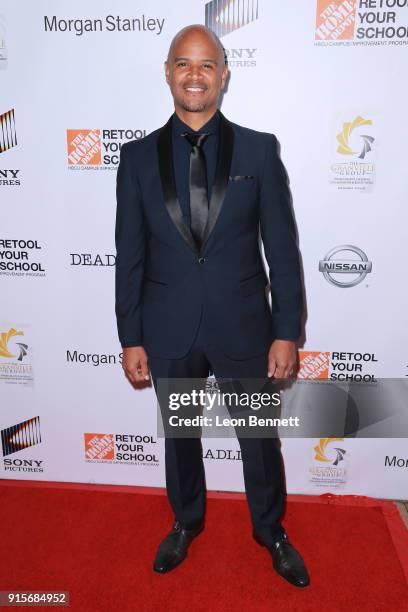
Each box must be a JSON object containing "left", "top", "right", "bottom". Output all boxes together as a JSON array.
[{"left": 115, "top": 111, "right": 303, "bottom": 360}]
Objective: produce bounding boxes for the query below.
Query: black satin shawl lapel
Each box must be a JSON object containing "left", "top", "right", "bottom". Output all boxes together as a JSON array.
[
  {"left": 200, "top": 111, "right": 234, "bottom": 253},
  {"left": 157, "top": 116, "right": 198, "bottom": 254}
]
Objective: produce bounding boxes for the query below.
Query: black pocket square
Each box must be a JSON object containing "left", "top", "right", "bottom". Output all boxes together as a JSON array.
[{"left": 229, "top": 175, "right": 255, "bottom": 181}]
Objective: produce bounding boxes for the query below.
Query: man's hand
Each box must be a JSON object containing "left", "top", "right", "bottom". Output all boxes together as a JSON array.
[
  {"left": 122, "top": 346, "right": 150, "bottom": 384},
  {"left": 268, "top": 339, "right": 297, "bottom": 379}
]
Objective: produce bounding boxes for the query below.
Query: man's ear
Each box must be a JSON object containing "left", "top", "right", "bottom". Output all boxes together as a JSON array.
[
  {"left": 164, "top": 60, "right": 169, "bottom": 84},
  {"left": 221, "top": 65, "right": 228, "bottom": 90}
]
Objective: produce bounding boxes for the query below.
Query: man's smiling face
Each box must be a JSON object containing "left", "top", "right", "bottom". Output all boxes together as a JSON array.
[{"left": 165, "top": 26, "right": 228, "bottom": 115}]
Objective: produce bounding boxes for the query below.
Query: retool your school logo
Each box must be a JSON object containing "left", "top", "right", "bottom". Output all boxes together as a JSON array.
[
  {"left": 84, "top": 432, "right": 159, "bottom": 466},
  {"left": 66, "top": 128, "right": 147, "bottom": 170},
  {"left": 298, "top": 351, "right": 378, "bottom": 382},
  {"left": 315, "top": 0, "right": 408, "bottom": 46}
]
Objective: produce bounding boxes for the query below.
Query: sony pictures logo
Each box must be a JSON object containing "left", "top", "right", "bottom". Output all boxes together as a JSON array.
[
  {"left": 205, "top": 0, "right": 258, "bottom": 37},
  {"left": 319, "top": 245, "right": 372, "bottom": 287},
  {"left": 205, "top": 0, "right": 258, "bottom": 68},
  {"left": 1, "top": 416, "right": 44, "bottom": 473},
  {"left": 0, "top": 108, "right": 21, "bottom": 187}
]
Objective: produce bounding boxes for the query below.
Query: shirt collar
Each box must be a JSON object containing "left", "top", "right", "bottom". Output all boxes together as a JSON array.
[{"left": 172, "top": 109, "right": 220, "bottom": 137}]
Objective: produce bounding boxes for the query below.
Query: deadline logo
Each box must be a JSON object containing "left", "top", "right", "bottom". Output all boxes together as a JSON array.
[
  {"left": 314, "top": 437, "right": 346, "bottom": 466},
  {"left": 1, "top": 416, "right": 41, "bottom": 457},
  {"left": 0, "top": 327, "right": 28, "bottom": 361},
  {"left": 67, "top": 129, "right": 101, "bottom": 165},
  {"left": 336, "top": 115, "right": 374, "bottom": 160}
]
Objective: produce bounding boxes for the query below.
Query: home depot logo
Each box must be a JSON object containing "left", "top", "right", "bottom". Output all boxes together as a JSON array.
[
  {"left": 315, "top": 0, "right": 356, "bottom": 41},
  {"left": 84, "top": 433, "right": 114, "bottom": 460},
  {"left": 67, "top": 129, "right": 101, "bottom": 165},
  {"left": 298, "top": 351, "right": 330, "bottom": 379}
]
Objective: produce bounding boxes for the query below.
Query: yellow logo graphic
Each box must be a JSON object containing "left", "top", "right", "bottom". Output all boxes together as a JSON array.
[
  {"left": 336, "top": 115, "right": 374, "bottom": 158},
  {"left": 0, "top": 327, "right": 24, "bottom": 358},
  {"left": 314, "top": 438, "right": 346, "bottom": 465}
]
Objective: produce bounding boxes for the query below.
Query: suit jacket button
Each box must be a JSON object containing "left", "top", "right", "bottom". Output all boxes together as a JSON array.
[{"left": 198, "top": 257, "right": 206, "bottom": 264}]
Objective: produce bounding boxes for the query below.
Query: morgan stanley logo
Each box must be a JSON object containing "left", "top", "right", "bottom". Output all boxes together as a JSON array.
[
  {"left": 1, "top": 416, "right": 41, "bottom": 457},
  {"left": 205, "top": 0, "right": 258, "bottom": 37}
]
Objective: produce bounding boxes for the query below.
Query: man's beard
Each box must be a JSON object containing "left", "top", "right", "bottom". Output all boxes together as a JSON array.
[{"left": 178, "top": 98, "right": 207, "bottom": 113}]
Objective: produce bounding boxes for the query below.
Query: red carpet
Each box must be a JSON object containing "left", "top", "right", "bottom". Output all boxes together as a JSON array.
[{"left": 0, "top": 481, "right": 407, "bottom": 611}]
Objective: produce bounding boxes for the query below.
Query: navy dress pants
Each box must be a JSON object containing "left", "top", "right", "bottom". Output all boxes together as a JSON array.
[{"left": 148, "top": 314, "right": 287, "bottom": 546}]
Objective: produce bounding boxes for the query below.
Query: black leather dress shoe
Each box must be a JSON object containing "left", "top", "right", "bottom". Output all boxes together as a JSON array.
[
  {"left": 253, "top": 531, "right": 310, "bottom": 587},
  {"left": 153, "top": 520, "right": 204, "bottom": 573}
]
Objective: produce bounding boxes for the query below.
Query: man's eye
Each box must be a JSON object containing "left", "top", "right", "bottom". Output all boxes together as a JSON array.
[
  {"left": 203, "top": 64, "right": 213, "bottom": 69},
  {"left": 176, "top": 62, "right": 187, "bottom": 67}
]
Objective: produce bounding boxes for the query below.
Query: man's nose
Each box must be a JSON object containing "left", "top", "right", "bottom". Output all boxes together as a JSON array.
[{"left": 188, "top": 65, "right": 202, "bottom": 79}]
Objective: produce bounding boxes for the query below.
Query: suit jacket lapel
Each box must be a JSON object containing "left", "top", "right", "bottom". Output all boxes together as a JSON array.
[
  {"left": 157, "top": 115, "right": 198, "bottom": 253},
  {"left": 157, "top": 111, "right": 234, "bottom": 255},
  {"left": 200, "top": 111, "right": 234, "bottom": 253}
]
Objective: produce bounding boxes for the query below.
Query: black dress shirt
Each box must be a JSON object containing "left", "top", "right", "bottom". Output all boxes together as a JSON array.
[{"left": 171, "top": 110, "right": 220, "bottom": 228}]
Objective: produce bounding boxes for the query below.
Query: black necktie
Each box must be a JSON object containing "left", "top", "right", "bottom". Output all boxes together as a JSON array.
[{"left": 181, "top": 132, "right": 209, "bottom": 248}]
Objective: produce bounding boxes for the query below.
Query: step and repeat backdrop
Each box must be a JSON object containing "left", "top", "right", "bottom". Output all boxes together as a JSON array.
[{"left": 1, "top": 1, "right": 407, "bottom": 499}]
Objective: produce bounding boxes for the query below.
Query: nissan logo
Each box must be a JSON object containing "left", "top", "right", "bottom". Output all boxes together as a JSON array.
[{"left": 319, "top": 245, "right": 372, "bottom": 288}]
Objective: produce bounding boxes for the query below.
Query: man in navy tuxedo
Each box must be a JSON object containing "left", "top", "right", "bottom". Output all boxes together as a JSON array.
[{"left": 115, "top": 24, "right": 309, "bottom": 587}]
